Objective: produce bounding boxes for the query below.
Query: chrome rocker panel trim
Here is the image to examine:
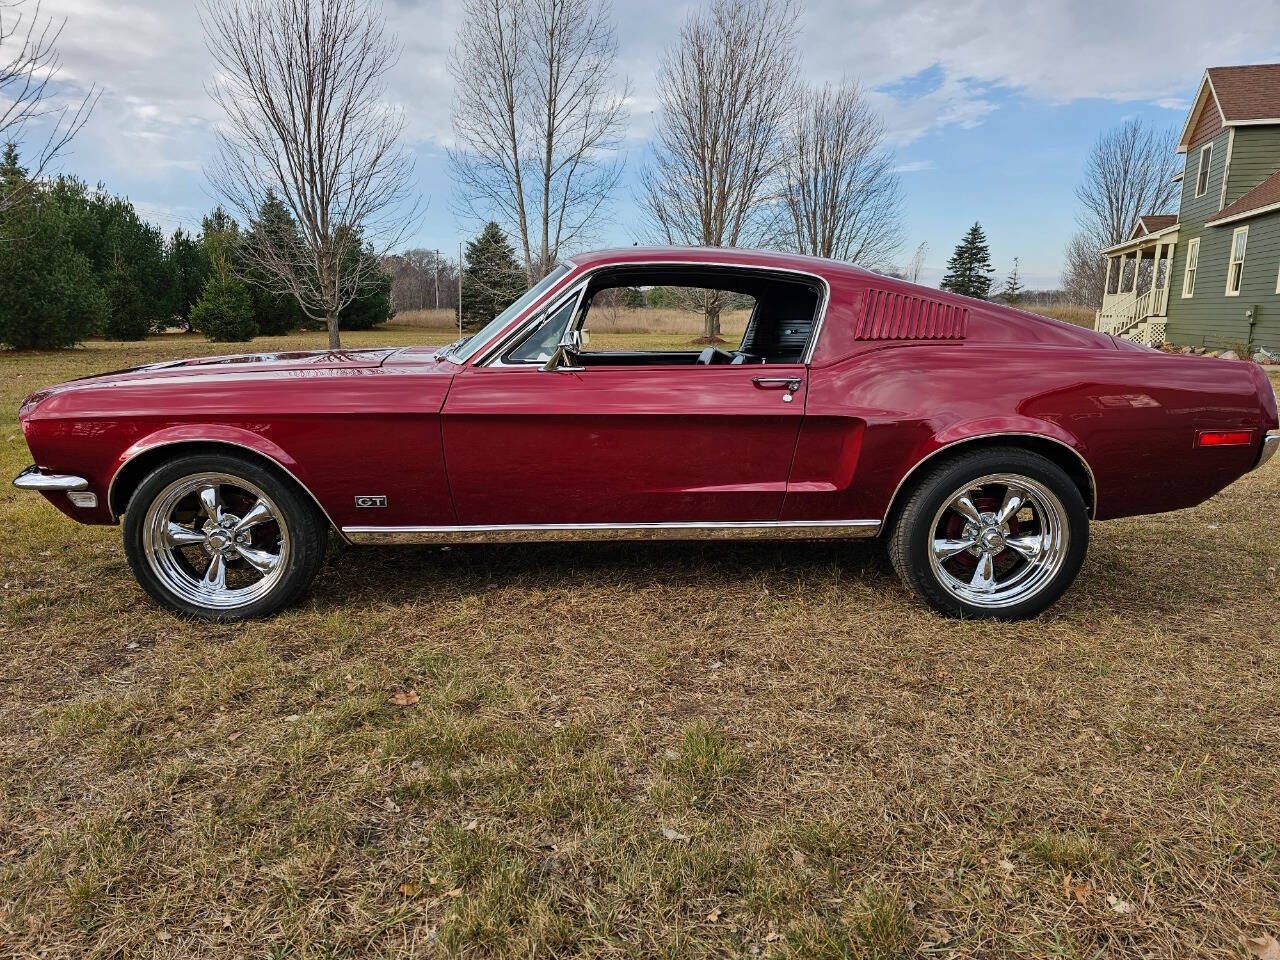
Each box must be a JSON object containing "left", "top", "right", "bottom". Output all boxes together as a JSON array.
[
  {"left": 343, "top": 519, "right": 882, "bottom": 545},
  {"left": 1257, "top": 431, "right": 1280, "bottom": 471},
  {"left": 13, "top": 465, "right": 89, "bottom": 491}
]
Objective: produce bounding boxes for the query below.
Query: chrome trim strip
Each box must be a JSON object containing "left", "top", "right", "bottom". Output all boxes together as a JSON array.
[
  {"left": 13, "top": 465, "right": 89, "bottom": 492},
  {"left": 105, "top": 439, "right": 349, "bottom": 542},
  {"left": 1256, "top": 430, "right": 1280, "bottom": 470},
  {"left": 471, "top": 258, "right": 833, "bottom": 368},
  {"left": 342, "top": 519, "right": 881, "bottom": 545},
  {"left": 882, "top": 433, "right": 1099, "bottom": 521}
]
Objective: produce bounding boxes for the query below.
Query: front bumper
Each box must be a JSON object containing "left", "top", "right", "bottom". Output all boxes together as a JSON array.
[
  {"left": 13, "top": 465, "right": 97, "bottom": 508},
  {"left": 13, "top": 465, "right": 89, "bottom": 491},
  {"left": 1258, "top": 431, "right": 1280, "bottom": 471}
]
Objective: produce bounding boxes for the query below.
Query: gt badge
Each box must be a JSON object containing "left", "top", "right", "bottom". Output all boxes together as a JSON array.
[{"left": 355, "top": 495, "right": 388, "bottom": 508}]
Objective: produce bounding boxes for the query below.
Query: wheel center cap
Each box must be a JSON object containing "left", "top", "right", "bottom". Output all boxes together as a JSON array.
[
  {"left": 206, "top": 530, "right": 231, "bottom": 552},
  {"left": 980, "top": 528, "right": 1005, "bottom": 552}
]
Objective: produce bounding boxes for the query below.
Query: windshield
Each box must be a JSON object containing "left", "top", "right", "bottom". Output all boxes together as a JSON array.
[{"left": 444, "top": 264, "right": 572, "bottom": 362}]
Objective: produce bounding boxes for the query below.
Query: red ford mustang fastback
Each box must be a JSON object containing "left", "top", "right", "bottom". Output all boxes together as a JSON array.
[{"left": 14, "top": 247, "right": 1280, "bottom": 621}]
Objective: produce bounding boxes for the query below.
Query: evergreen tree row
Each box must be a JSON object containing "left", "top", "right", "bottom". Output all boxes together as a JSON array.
[{"left": 0, "top": 147, "right": 392, "bottom": 349}]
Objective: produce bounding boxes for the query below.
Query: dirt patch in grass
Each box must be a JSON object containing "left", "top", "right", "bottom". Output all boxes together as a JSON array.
[{"left": 2, "top": 333, "right": 1279, "bottom": 958}]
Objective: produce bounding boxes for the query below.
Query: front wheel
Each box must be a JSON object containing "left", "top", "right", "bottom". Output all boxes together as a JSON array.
[
  {"left": 888, "top": 447, "right": 1089, "bottom": 620},
  {"left": 123, "top": 453, "right": 328, "bottom": 620}
]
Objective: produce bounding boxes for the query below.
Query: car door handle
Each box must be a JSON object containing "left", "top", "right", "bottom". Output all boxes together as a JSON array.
[{"left": 752, "top": 377, "right": 802, "bottom": 391}]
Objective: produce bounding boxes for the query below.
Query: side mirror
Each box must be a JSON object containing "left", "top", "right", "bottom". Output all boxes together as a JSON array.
[{"left": 542, "top": 328, "right": 584, "bottom": 372}]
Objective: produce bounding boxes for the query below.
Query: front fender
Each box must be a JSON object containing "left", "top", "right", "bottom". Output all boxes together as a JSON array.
[{"left": 105, "top": 425, "right": 336, "bottom": 531}]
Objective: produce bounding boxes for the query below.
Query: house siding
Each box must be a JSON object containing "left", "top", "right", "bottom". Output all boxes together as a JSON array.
[
  {"left": 1224, "top": 126, "right": 1280, "bottom": 204},
  {"left": 1188, "top": 97, "right": 1223, "bottom": 146},
  {"left": 1165, "top": 122, "right": 1280, "bottom": 352},
  {"left": 1167, "top": 210, "right": 1280, "bottom": 351}
]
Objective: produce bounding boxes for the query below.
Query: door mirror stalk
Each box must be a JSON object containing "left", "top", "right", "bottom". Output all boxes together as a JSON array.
[{"left": 542, "top": 328, "right": 584, "bottom": 372}]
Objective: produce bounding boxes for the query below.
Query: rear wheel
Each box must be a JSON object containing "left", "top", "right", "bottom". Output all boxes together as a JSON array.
[
  {"left": 123, "top": 454, "right": 327, "bottom": 620},
  {"left": 888, "top": 447, "right": 1089, "bottom": 620}
]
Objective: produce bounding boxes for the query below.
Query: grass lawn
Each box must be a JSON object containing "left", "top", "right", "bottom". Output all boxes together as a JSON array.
[{"left": 1, "top": 332, "right": 1279, "bottom": 958}]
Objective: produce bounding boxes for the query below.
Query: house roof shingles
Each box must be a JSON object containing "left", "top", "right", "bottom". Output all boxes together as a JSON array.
[
  {"left": 1207, "top": 64, "right": 1280, "bottom": 122},
  {"left": 1138, "top": 215, "right": 1178, "bottom": 233},
  {"left": 1206, "top": 169, "right": 1280, "bottom": 226}
]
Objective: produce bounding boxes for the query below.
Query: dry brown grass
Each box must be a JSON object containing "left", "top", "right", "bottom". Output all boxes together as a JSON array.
[
  {"left": 394, "top": 308, "right": 463, "bottom": 330},
  {"left": 1025, "top": 304, "right": 1097, "bottom": 328},
  {"left": 2, "top": 335, "right": 1279, "bottom": 958}
]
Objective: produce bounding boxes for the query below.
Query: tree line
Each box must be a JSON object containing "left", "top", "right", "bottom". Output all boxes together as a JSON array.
[{"left": 0, "top": 146, "right": 390, "bottom": 349}]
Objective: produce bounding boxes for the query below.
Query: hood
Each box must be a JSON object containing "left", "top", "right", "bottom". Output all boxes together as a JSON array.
[
  {"left": 121, "top": 347, "right": 400, "bottom": 376},
  {"left": 18, "top": 348, "right": 403, "bottom": 419}
]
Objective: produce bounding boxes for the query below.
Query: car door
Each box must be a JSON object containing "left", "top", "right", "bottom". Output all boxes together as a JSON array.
[{"left": 440, "top": 287, "right": 807, "bottom": 526}]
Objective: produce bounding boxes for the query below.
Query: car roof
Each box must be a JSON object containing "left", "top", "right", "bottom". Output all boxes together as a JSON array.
[{"left": 567, "top": 246, "right": 876, "bottom": 283}]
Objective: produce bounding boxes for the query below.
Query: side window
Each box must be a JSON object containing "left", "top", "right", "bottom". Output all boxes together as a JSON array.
[
  {"left": 580, "top": 286, "right": 755, "bottom": 356},
  {"left": 1195, "top": 142, "right": 1212, "bottom": 198},
  {"left": 492, "top": 267, "right": 823, "bottom": 368}
]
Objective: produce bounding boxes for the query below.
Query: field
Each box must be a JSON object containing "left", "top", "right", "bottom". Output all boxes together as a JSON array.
[
  {"left": 1, "top": 328, "right": 1278, "bottom": 959},
  {"left": 1022, "top": 304, "right": 1096, "bottom": 328},
  {"left": 391, "top": 306, "right": 753, "bottom": 349}
]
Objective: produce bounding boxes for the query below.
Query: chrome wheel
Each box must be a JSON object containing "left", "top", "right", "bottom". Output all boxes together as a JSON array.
[
  {"left": 926, "top": 472, "right": 1070, "bottom": 610},
  {"left": 141, "top": 472, "right": 291, "bottom": 611}
]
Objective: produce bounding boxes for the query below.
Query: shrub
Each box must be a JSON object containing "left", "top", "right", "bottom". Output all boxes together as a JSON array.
[{"left": 191, "top": 275, "right": 257, "bottom": 342}]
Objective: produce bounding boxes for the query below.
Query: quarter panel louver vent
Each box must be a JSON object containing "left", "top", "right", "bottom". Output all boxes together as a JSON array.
[{"left": 854, "top": 288, "right": 967, "bottom": 340}]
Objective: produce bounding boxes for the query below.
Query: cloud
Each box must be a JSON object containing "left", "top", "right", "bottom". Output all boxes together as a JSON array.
[{"left": 891, "top": 159, "right": 933, "bottom": 174}]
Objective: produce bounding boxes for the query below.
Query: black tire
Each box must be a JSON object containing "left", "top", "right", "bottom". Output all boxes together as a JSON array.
[
  {"left": 123, "top": 453, "right": 328, "bottom": 621},
  {"left": 888, "top": 447, "right": 1089, "bottom": 621}
]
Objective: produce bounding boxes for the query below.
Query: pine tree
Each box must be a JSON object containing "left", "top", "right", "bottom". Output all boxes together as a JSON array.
[
  {"left": 338, "top": 244, "right": 393, "bottom": 331},
  {"left": 1000, "top": 257, "right": 1025, "bottom": 305},
  {"left": 243, "top": 192, "right": 308, "bottom": 335},
  {"left": 940, "top": 222, "right": 995, "bottom": 299},
  {"left": 191, "top": 275, "right": 257, "bottom": 342},
  {"left": 0, "top": 146, "right": 107, "bottom": 349},
  {"left": 461, "top": 222, "right": 526, "bottom": 331},
  {"left": 167, "top": 228, "right": 210, "bottom": 325},
  {"left": 102, "top": 247, "right": 151, "bottom": 340},
  {"left": 191, "top": 207, "right": 257, "bottom": 342}
]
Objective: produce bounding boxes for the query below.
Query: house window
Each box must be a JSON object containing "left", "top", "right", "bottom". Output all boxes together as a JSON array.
[
  {"left": 1195, "top": 143, "right": 1213, "bottom": 198},
  {"left": 1276, "top": 258, "right": 1280, "bottom": 295},
  {"left": 1182, "top": 238, "right": 1199, "bottom": 298},
  {"left": 1225, "top": 227, "right": 1248, "bottom": 296}
]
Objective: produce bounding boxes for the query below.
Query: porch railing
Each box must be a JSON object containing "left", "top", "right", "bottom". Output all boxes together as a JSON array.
[{"left": 1096, "top": 288, "right": 1155, "bottom": 337}]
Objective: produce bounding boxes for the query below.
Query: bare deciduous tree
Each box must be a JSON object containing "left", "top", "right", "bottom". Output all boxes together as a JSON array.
[
  {"left": 203, "top": 0, "right": 417, "bottom": 349},
  {"left": 450, "top": 0, "right": 627, "bottom": 284},
  {"left": 905, "top": 241, "right": 927, "bottom": 284},
  {"left": 777, "top": 82, "right": 902, "bottom": 268},
  {"left": 0, "top": 0, "right": 97, "bottom": 213},
  {"left": 639, "top": 0, "right": 799, "bottom": 339},
  {"left": 1065, "top": 119, "right": 1178, "bottom": 309},
  {"left": 1062, "top": 231, "right": 1105, "bottom": 310},
  {"left": 1076, "top": 119, "right": 1179, "bottom": 247}
]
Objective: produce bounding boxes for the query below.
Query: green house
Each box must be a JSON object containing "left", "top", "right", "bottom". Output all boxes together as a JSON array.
[{"left": 1096, "top": 64, "right": 1280, "bottom": 354}]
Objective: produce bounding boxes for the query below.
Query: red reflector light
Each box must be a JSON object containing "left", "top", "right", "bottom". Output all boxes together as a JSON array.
[{"left": 1197, "top": 430, "right": 1253, "bottom": 447}]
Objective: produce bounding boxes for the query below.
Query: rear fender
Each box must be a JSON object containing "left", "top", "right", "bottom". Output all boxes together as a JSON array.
[{"left": 890, "top": 417, "right": 1096, "bottom": 518}]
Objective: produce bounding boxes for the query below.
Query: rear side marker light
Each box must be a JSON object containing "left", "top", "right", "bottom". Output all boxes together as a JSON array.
[{"left": 1196, "top": 430, "right": 1253, "bottom": 447}]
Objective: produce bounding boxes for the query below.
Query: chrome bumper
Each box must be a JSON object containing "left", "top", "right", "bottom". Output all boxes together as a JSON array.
[
  {"left": 1258, "top": 431, "right": 1280, "bottom": 471},
  {"left": 13, "top": 465, "right": 89, "bottom": 492}
]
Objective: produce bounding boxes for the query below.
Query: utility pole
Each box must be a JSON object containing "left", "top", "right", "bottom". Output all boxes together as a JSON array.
[{"left": 432, "top": 249, "right": 440, "bottom": 310}]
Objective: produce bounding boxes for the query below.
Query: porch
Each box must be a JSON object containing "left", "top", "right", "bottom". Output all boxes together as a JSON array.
[{"left": 1095, "top": 222, "right": 1179, "bottom": 346}]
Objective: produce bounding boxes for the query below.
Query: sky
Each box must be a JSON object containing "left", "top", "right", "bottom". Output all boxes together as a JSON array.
[{"left": 18, "top": 0, "right": 1280, "bottom": 289}]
